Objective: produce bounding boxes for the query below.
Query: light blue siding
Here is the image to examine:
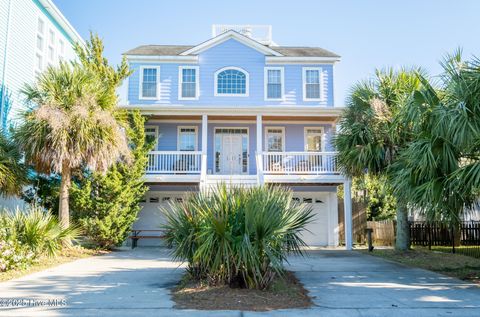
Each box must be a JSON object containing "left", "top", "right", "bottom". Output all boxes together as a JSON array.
[
  {"left": 128, "top": 38, "right": 334, "bottom": 107},
  {"left": 147, "top": 121, "right": 335, "bottom": 176}
]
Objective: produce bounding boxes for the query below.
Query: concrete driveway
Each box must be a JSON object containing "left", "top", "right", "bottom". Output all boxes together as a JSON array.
[{"left": 0, "top": 248, "right": 479, "bottom": 317}]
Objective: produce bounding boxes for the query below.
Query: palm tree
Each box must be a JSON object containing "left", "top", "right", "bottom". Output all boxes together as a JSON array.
[
  {"left": 392, "top": 52, "right": 480, "bottom": 230},
  {"left": 14, "top": 62, "right": 129, "bottom": 228},
  {"left": 334, "top": 68, "right": 422, "bottom": 250},
  {"left": 0, "top": 130, "right": 26, "bottom": 196}
]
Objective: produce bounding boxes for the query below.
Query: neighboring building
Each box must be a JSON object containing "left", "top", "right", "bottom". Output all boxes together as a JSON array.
[
  {"left": 0, "top": 0, "right": 83, "bottom": 128},
  {"left": 123, "top": 25, "right": 353, "bottom": 249}
]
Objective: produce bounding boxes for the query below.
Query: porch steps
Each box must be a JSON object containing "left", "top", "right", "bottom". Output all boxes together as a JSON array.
[{"left": 204, "top": 175, "right": 258, "bottom": 189}]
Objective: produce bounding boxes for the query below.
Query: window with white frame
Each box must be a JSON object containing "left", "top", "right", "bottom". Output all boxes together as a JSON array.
[
  {"left": 303, "top": 68, "right": 322, "bottom": 101},
  {"left": 47, "top": 29, "right": 55, "bottom": 62},
  {"left": 304, "top": 128, "right": 324, "bottom": 152},
  {"left": 144, "top": 126, "right": 158, "bottom": 148},
  {"left": 140, "top": 66, "right": 160, "bottom": 99},
  {"left": 35, "top": 18, "right": 45, "bottom": 74},
  {"left": 265, "top": 127, "right": 285, "bottom": 152},
  {"left": 264, "top": 67, "right": 284, "bottom": 100},
  {"left": 215, "top": 67, "right": 249, "bottom": 96},
  {"left": 178, "top": 66, "right": 199, "bottom": 100},
  {"left": 178, "top": 127, "right": 198, "bottom": 151},
  {"left": 58, "top": 39, "right": 65, "bottom": 60}
]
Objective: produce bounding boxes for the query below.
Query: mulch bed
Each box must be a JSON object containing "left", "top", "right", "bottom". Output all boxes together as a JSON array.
[{"left": 171, "top": 271, "right": 313, "bottom": 311}]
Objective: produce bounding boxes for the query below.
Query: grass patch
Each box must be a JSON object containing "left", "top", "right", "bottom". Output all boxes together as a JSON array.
[
  {"left": 362, "top": 246, "right": 480, "bottom": 284},
  {"left": 0, "top": 246, "right": 106, "bottom": 282},
  {"left": 171, "top": 271, "right": 313, "bottom": 311}
]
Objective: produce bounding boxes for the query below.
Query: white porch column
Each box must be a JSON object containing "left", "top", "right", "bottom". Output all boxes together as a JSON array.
[
  {"left": 256, "top": 114, "right": 264, "bottom": 185},
  {"left": 200, "top": 114, "right": 208, "bottom": 190},
  {"left": 343, "top": 179, "right": 353, "bottom": 250}
]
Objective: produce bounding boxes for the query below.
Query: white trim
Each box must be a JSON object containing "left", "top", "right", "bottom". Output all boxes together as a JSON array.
[
  {"left": 264, "top": 126, "right": 286, "bottom": 152},
  {"left": 139, "top": 66, "right": 161, "bottom": 100},
  {"left": 178, "top": 66, "right": 200, "bottom": 101},
  {"left": 302, "top": 67, "right": 323, "bottom": 102},
  {"left": 125, "top": 55, "right": 198, "bottom": 63},
  {"left": 214, "top": 66, "right": 250, "bottom": 97},
  {"left": 180, "top": 30, "right": 282, "bottom": 57},
  {"left": 264, "top": 67, "right": 285, "bottom": 101},
  {"left": 38, "top": 0, "right": 84, "bottom": 45},
  {"left": 144, "top": 125, "right": 159, "bottom": 148},
  {"left": 304, "top": 127, "right": 325, "bottom": 152},
  {"left": 177, "top": 126, "right": 199, "bottom": 151},
  {"left": 266, "top": 56, "right": 340, "bottom": 64},
  {"left": 213, "top": 127, "right": 250, "bottom": 175},
  {"left": 122, "top": 105, "right": 344, "bottom": 117}
]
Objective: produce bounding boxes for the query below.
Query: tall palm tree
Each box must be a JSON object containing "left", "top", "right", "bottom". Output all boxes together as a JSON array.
[
  {"left": 0, "top": 130, "right": 26, "bottom": 197},
  {"left": 392, "top": 52, "right": 480, "bottom": 228},
  {"left": 334, "top": 68, "right": 422, "bottom": 250},
  {"left": 14, "top": 62, "right": 130, "bottom": 227}
]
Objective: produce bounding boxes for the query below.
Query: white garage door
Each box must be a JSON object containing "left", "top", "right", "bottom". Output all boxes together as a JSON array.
[
  {"left": 132, "top": 192, "right": 186, "bottom": 247},
  {"left": 292, "top": 192, "right": 334, "bottom": 246}
]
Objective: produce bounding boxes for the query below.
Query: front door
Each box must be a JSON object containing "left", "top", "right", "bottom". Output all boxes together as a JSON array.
[
  {"left": 215, "top": 128, "right": 248, "bottom": 175},
  {"left": 220, "top": 134, "right": 243, "bottom": 174}
]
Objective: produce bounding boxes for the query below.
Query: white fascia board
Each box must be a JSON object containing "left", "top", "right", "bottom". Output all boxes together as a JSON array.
[
  {"left": 38, "top": 0, "right": 84, "bottom": 45},
  {"left": 266, "top": 56, "right": 341, "bottom": 64},
  {"left": 125, "top": 55, "right": 198, "bottom": 63},
  {"left": 180, "top": 30, "right": 283, "bottom": 57},
  {"left": 120, "top": 104, "right": 345, "bottom": 117}
]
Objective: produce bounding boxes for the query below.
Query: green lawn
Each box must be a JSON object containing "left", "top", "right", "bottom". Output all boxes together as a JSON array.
[
  {"left": 361, "top": 246, "right": 480, "bottom": 284},
  {"left": 0, "top": 246, "right": 106, "bottom": 282}
]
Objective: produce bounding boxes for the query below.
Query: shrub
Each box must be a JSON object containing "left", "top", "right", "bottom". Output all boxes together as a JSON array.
[
  {"left": 162, "top": 185, "right": 314, "bottom": 290},
  {"left": 0, "top": 226, "right": 34, "bottom": 272},
  {"left": 0, "top": 205, "right": 78, "bottom": 258},
  {"left": 71, "top": 111, "right": 153, "bottom": 249}
]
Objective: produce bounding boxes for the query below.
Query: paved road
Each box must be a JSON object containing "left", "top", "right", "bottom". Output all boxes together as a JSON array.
[{"left": 0, "top": 248, "right": 479, "bottom": 316}]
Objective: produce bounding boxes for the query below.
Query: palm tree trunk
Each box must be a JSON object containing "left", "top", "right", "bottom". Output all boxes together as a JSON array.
[
  {"left": 58, "top": 164, "right": 71, "bottom": 228},
  {"left": 395, "top": 205, "right": 410, "bottom": 250}
]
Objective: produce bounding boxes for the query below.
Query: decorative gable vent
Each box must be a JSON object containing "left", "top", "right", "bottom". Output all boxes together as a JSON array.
[{"left": 212, "top": 24, "right": 275, "bottom": 46}]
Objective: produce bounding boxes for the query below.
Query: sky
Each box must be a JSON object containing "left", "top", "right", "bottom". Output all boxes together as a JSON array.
[{"left": 54, "top": 0, "right": 480, "bottom": 105}]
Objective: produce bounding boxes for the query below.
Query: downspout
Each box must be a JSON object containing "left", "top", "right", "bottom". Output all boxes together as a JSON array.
[{"left": 0, "top": 0, "right": 13, "bottom": 129}]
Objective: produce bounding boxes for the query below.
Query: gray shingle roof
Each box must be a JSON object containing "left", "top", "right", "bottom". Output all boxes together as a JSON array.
[{"left": 124, "top": 44, "right": 340, "bottom": 58}]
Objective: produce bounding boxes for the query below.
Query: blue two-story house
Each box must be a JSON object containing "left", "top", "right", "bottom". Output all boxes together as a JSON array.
[{"left": 122, "top": 25, "right": 353, "bottom": 249}]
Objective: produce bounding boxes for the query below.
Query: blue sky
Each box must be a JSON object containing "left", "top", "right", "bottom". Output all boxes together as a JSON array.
[{"left": 55, "top": 0, "right": 480, "bottom": 105}]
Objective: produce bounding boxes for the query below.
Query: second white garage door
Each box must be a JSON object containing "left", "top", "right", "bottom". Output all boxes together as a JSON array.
[{"left": 292, "top": 192, "right": 338, "bottom": 247}]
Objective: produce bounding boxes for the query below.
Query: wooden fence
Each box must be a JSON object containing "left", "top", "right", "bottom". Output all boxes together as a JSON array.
[
  {"left": 367, "top": 220, "right": 396, "bottom": 246},
  {"left": 409, "top": 221, "right": 480, "bottom": 258}
]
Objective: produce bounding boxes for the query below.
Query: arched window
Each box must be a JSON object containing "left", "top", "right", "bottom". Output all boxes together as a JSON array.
[{"left": 215, "top": 67, "right": 249, "bottom": 96}]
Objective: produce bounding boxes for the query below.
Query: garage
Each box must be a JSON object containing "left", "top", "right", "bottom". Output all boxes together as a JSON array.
[
  {"left": 131, "top": 190, "right": 339, "bottom": 247},
  {"left": 131, "top": 191, "right": 187, "bottom": 247},
  {"left": 292, "top": 192, "right": 338, "bottom": 247}
]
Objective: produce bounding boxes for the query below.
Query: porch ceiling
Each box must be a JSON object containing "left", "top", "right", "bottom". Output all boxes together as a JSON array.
[{"left": 147, "top": 115, "right": 338, "bottom": 122}]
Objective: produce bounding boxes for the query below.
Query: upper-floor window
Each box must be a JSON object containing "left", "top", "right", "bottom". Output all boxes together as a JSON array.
[
  {"left": 139, "top": 66, "right": 160, "bottom": 100},
  {"left": 302, "top": 67, "right": 323, "bottom": 101},
  {"left": 47, "top": 29, "right": 55, "bottom": 62},
  {"left": 58, "top": 39, "right": 65, "bottom": 60},
  {"left": 177, "top": 126, "right": 198, "bottom": 151},
  {"left": 178, "top": 66, "right": 199, "bottom": 100},
  {"left": 35, "top": 18, "right": 45, "bottom": 75},
  {"left": 214, "top": 67, "right": 249, "bottom": 97},
  {"left": 264, "top": 67, "right": 284, "bottom": 100}
]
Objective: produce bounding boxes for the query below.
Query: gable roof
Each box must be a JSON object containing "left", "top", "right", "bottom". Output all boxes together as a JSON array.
[{"left": 124, "top": 31, "right": 340, "bottom": 59}]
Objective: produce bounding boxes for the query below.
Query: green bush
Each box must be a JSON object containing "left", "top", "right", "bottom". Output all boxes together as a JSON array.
[
  {"left": 162, "top": 185, "right": 314, "bottom": 290},
  {"left": 0, "top": 227, "right": 34, "bottom": 272},
  {"left": 0, "top": 205, "right": 78, "bottom": 258}
]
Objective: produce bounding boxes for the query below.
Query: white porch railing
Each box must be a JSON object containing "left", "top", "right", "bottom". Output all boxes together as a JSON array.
[
  {"left": 262, "top": 151, "right": 339, "bottom": 174},
  {"left": 146, "top": 151, "right": 202, "bottom": 174}
]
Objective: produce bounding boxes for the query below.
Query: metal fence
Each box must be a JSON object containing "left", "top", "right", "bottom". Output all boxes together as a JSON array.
[{"left": 409, "top": 221, "right": 480, "bottom": 258}]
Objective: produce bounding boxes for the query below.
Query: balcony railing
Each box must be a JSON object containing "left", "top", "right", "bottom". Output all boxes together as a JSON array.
[
  {"left": 262, "top": 151, "right": 338, "bottom": 175},
  {"left": 146, "top": 151, "right": 202, "bottom": 174}
]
